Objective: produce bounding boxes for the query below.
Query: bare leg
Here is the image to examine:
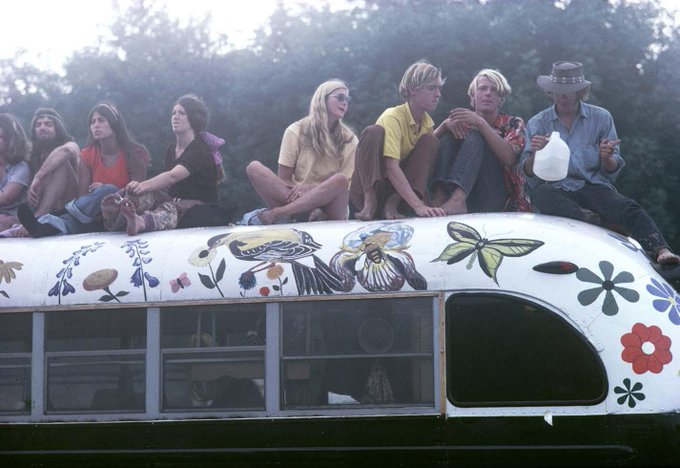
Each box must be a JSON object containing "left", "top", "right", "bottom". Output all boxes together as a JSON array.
[
  {"left": 246, "top": 161, "right": 291, "bottom": 208},
  {"left": 32, "top": 161, "right": 80, "bottom": 216},
  {"left": 430, "top": 182, "right": 449, "bottom": 207},
  {"left": 355, "top": 187, "right": 377, "bottom": 221},
  {"left": 383, "top": 193, "right": 405, "bottom": 220},
  {"left": 120, "top": 200, "right": 145, "bottom": 236},
  {"left": 0, "top": 214, "right": 18, "bottom": 232},
  {"left": 308, "top": 208, "right": 328, "bottom": 222},
  {"left": 440, "top": 187, "right": 468, "bottom": 215},
  {"left": 258, "top": 174, "right": 349, "bottom": 224}
]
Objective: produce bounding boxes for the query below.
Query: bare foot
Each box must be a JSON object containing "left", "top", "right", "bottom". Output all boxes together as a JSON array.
[
  {"left": 381, "top": 193, "right": 405, "bottom": 220},
  {"left": 258, "top": 209, "right": 277, "bottom": 225},
  {"left": 440, "top": 196, "right": 467, "bottom": 215},
  {"left": 430, "top": 186, "right": 448, "bottom": 207},
  {"left": 121, "top": 200, "right": 145, "bottom": 235},
  {"left": 355, "top": 190, "right": 377, "bottom": 221},
  {"left": 308, "top": 208, "right": 328, "bottom": 222},
  {"left": 657, "top": 248, "right": 680, "bottom": 265},
  {"left": 383, "top": 208, "right": 405, "bottom": 220}
]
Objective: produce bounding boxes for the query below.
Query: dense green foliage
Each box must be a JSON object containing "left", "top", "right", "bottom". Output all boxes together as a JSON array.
[{"left": 1, "top": 0, "right": 678, "bottom": 249}]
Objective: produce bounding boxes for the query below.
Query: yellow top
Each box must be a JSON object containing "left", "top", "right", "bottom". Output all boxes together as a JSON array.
[
  {"left": 376, "top": 102, "right": 434, "bottom": 160},
  {"left": 278, "top": 119, "right": 357, "bottom": 186}
]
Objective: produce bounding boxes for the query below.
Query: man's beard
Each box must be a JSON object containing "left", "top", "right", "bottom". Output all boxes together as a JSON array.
[{"left": 33, "top": 137, "right": 60, "bottom": 160}]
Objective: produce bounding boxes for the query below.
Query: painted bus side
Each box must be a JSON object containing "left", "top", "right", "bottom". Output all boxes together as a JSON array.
[{"left": 0, "top": 213, "right": 679, "bottom": 466}]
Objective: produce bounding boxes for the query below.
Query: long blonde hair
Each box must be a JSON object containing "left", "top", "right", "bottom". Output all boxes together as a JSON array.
[{"left": 300, "top": 79, "right": 355, "bottom": 159}]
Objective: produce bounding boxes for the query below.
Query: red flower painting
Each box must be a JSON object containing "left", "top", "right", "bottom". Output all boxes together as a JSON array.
[{"left": 621, "top": 323, "right": 672, "bottom": 374}]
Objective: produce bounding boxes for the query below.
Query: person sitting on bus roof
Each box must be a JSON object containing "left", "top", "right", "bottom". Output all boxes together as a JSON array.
[
  {"left": 26, "top": 108, "right": 82, "bottom": 218},
  {"left": 350, "top": 60, "right": 447, "bottom": 220},
  {"left": 15, "top": 102, "right": 150, "bottom": 237},
  {"left": 0, "top": 114, "right": 31, "bottom": 232},
  {"left": 0, "top": 108, "right": 81, "bottom": 237},
  {"left": 245, "top": 79, "right": 358, "bottom": 225},
  {"left": 102, "top": 94, "right": 225, "bottom": 236},
  {"left": 430, "top": 69, "right": 531, "bottom": 214},
  {"left": 520, "top": 61, "right": 680, "bottom": 265}
]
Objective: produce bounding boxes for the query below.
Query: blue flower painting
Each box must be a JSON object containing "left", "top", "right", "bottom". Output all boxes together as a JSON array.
[{"left": 647, "top": 278, "right": 680, "bottom": 325}]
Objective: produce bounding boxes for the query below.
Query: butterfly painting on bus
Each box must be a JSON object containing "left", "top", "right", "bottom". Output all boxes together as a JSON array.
[{"left": 433, "top": 221, "right": 544, "bottom": 285}]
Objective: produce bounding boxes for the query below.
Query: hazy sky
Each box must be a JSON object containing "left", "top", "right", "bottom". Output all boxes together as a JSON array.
[
  {"left": 3, "top": 0, "right": 677, "bottom": 74},
  {"left": 2, "top": 0, "right": 355, "bottom": 73}
]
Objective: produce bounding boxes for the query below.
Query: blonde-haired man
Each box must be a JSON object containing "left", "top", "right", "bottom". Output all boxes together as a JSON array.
[
  {"left": 430, "top": 69, "right": 529, "bottom": 214},
  {"left": 350, "top": 61, "right": 447, "bottom": 220}
]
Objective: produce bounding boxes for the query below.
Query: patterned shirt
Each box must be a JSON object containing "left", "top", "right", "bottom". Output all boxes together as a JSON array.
[{"left": 493, "top": 113, "right": 531, "bottom": 212}]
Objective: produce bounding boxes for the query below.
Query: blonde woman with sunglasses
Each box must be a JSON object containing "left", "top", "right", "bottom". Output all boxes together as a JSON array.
[{"left": 246, "top": 79, "right": 358, "bottom": 224}]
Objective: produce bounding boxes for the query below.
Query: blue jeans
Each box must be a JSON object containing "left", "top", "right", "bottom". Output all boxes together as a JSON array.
[
  {"left": 531, "top": 182, "right": 669, "bottom": 256},
  {"left": 431, "top": 130, "right": 506, "bottom": 212},
  {"left": 38, "top": 184, "right": 119, "bottom": 234}
]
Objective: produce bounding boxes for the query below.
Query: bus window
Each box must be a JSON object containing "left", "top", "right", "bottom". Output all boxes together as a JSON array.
[
  {"left": 160, "top": 304, "right": 265, "bottom": 411},
  {"left": 45, "top": 309, "right": 146, "bottom": 413},
  {"left": 446, "top": 294, "right": 607, "bottom": 407},
  {"left": 0, "top": 313, "right": 31, "bottom": 414},
  {"left": 281, "top": 297, "right": 434, "bottom": 409}
]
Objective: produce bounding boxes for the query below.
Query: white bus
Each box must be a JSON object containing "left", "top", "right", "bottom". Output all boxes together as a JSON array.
[{"left": 0, "top": 213, "right": 678, "bottom": 466}]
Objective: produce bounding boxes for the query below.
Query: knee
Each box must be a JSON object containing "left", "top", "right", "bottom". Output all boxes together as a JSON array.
[
  {"left": 415, "top": 133, "right": 439, "bottom": 159},
  {"left": 360, "top": 125, "right": 384, "bottom": 140},
  {"left": 328, "top": 173, "right": 350, "bottom": 191},
  {"left": 245, "top": 160, "right": 266, "bottom": 180},
  {"left": 465, "top": 128, "right": 483, "bottom": 141}
]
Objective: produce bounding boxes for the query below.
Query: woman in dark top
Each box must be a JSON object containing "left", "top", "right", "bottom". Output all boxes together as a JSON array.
[{"left": 104, "top": 94, "right": 224, "bottom": 235}]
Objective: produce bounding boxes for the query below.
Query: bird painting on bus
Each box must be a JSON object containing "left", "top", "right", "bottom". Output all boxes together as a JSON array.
[
  {"left": 330, "top": 222, "right": 427, "bottom": 292},
  {"left": 189, "top": 227, "right": 352, "bottom": 296}
]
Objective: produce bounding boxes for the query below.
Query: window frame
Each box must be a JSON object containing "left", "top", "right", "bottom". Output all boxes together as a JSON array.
[{"left": 445, "top": 292, "right": 608, "bottom": 408}]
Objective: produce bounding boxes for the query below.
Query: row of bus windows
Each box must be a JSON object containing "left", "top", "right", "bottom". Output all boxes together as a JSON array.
[
  {"left": 0, "top": 297, "right": 434, "bottom": 415},
  {"left": 0, "top": 294, "right": 606, "bottom": 417}
]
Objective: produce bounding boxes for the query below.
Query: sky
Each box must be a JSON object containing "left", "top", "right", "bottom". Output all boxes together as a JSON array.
[
  {"left": 2, "top": 0, "right": 677, "bottom": 75},
  {"left": 1, "top": 0, "right": 355, "bottom": 74}
]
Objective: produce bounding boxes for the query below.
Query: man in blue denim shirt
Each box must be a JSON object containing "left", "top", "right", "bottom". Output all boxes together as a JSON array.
[{"left": 520, "top": 61, "right": 679, "bottom": 264}]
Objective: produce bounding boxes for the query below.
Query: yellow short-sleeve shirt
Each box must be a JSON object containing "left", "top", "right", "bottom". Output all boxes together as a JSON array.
[
  {"left": 278, "top": 120, "right": 358, "bottom": 186},
  {"left": 376, "top": 102, "right": 435, "bottom": 161}
]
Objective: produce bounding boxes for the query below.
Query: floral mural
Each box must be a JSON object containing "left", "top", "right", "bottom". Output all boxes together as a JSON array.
[
  {"left": 48, "top": 242, "right": 105, "bottom": 304},
  {"left": 576, "top": 261, "right": 639, "bottom": 316},
  {"left": 621, "top": 323, "right": 672, "bottom": 374},
  {"left": 613, "top": 378, "right": 645, "bottom": 408},
  {"left": 646, "top": 278, "right": 680, "bottom": 326},
  {"left": 83, "top": 268, "right": 129, "bottom": 303},
  {"left": 123, "top": 239, "right": 159, "bottom": 301},
  {"left": 0, "top": 259, "right": 22, "bottom": 299}
]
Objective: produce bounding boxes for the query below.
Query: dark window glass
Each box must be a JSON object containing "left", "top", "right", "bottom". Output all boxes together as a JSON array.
[
  {"left": 281, "top": 297, "right": 434, "bottom": 409},
  {"left": 45, "top": 309, "right": 146, "bottom": 413},
  {"left": 161, "top": 304, "right": 265, "bottom": 411},
  {"left": 0, "top": 313, "right": 31, "bottom": 414},
  {"left": 447, "top": 294, "right": 607, "bottom": 406}
]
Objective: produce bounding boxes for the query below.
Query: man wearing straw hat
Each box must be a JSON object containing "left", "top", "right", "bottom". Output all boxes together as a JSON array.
[{"left": 521, "top": 61, "right": 679, "bottom": 264}]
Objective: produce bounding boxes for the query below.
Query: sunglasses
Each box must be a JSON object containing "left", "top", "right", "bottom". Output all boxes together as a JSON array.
[{"left": 329, "top": 94, "right": 352, "bottom": 103}]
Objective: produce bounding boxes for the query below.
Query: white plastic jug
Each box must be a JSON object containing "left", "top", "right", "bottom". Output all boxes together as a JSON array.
[{"left": 533, "top": 131, "right": 570, "bottom": 181}]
